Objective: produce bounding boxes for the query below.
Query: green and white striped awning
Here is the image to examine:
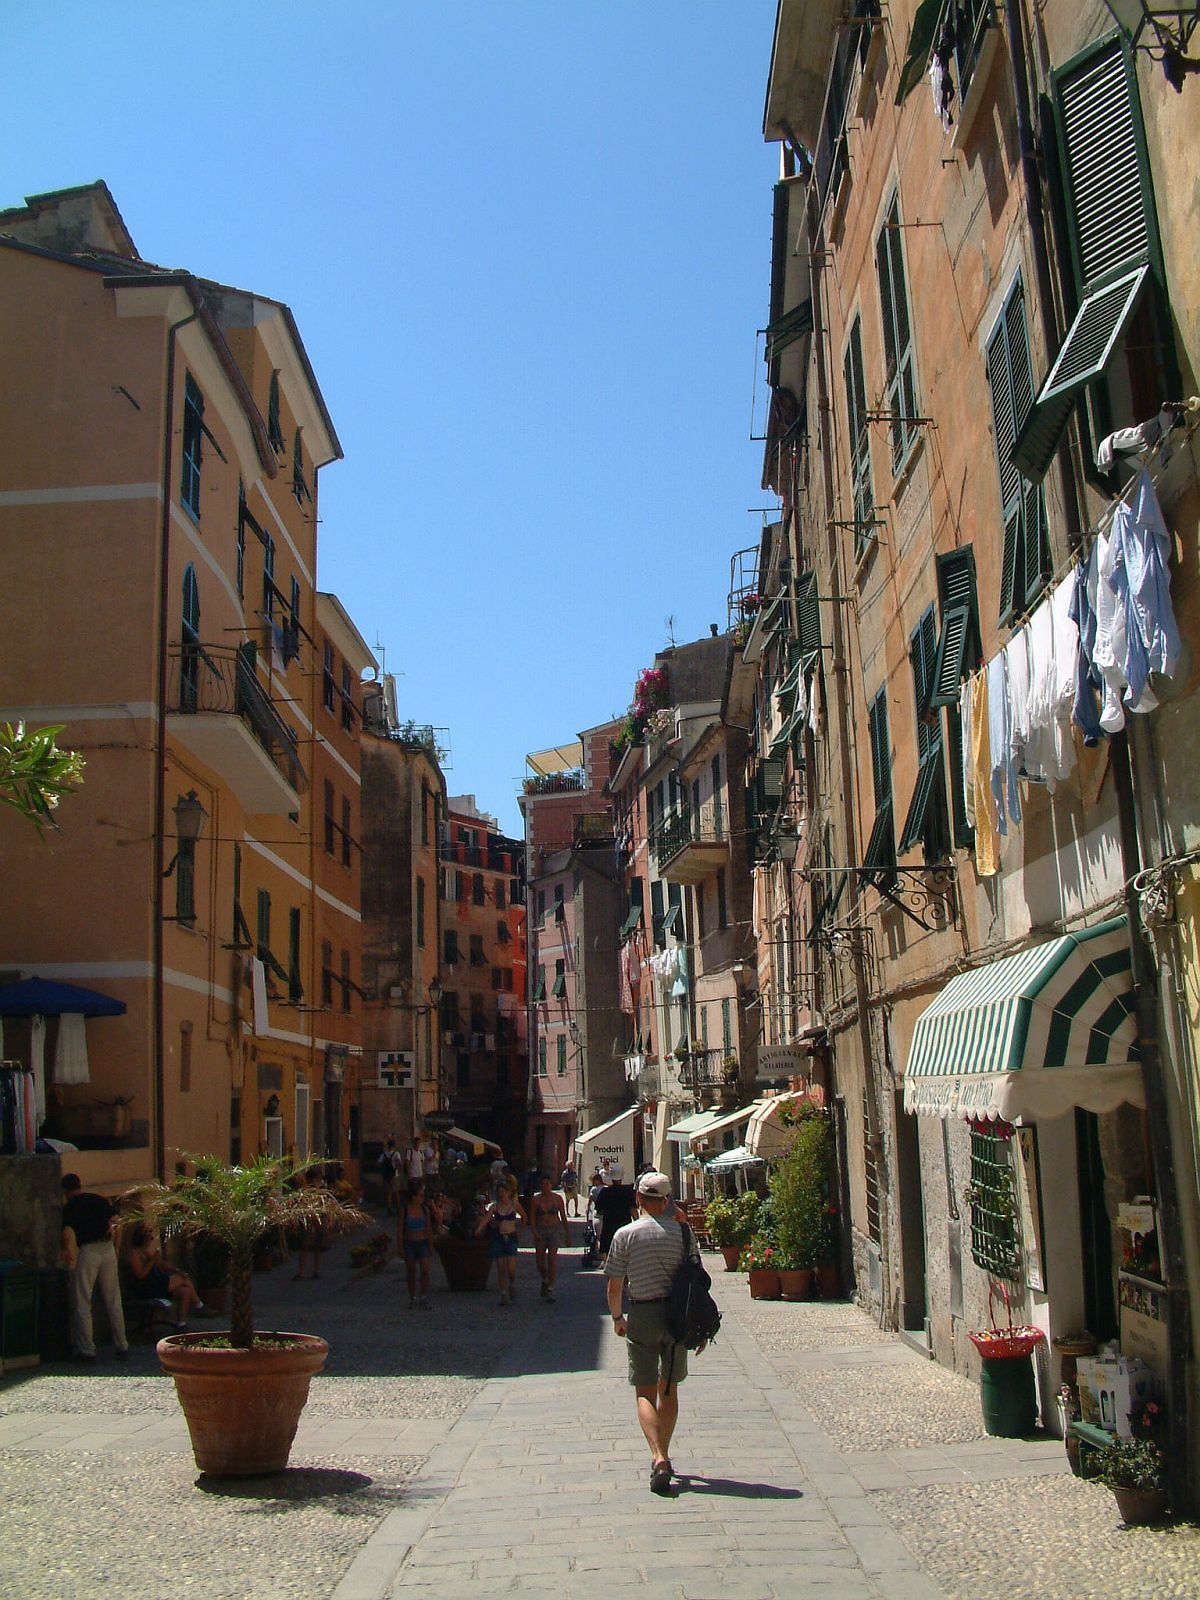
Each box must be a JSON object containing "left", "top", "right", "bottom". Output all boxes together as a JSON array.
[{"left": 904, "top": 917, "right": 1144, "bottom": 1122}]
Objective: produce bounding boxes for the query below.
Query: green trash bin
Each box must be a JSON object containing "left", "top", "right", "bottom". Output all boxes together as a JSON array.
[
  {"left": 980, "top": 1353, "right": 1038, "bottom": 1436},
  {"left": 0, "top": 1260, "right": 41, "bottom": 1372}
]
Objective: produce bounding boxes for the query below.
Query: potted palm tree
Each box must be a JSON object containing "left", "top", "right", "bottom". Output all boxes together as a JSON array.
[{"left": 134, "top": 1154, "right": 366, "bottom": 1477}]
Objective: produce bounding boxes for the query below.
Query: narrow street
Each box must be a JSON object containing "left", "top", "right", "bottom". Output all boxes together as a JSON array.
[{"left": 1, "top": 1220, "right": 1197, "bottom": 1600}]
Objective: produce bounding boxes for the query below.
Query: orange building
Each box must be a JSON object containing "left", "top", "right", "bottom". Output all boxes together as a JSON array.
[{"left": 0, "top": 182, "right": 365, "bottom": 1188}]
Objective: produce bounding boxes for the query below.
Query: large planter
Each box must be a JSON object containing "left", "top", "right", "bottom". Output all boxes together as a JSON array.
[
  {"left": 779, "top": 1268, "right": 815, "bottom": 1301},
  {"left": 979, "top": 1353, "right": 1038, "bottom": 1437},
  {"left": 1112, "top": 1486, "right": 1168, "bottom": 1525},
  {"left": 721, "top": 1246, "right": 743, "bottom": 1273},
  {"left": 747, "top": 1268, "right": 782, "bottom": 1301},
  {"left": 435, "top": 1236, "right": 492, "bottom": 1292},
  {"left": 157, "top": 1330, "right": 328, "bottom": 1476},
  {"left": 816, "top": 1264, "right": 841, "bottom": 1299}
]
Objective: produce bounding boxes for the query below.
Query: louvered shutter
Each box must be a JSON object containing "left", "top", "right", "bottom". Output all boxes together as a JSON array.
[
  {"left": 844, "top": 318, "right": 873, "bottom": 550},
  {"left": 1012, "top": 37, "right": 1160, "bottom": 481},
  {"left": 929, "top": 547, "right": 980, "bottom": 709},
  {"left": 895, "top": 0, "right": 944, "bottom": 103},
  {"left": 1021, "top": 479, "right": 1051, "bottom": 604},
  {"left": 998, "top": 502, "right": 1022, "bottom": 625},
  {"left": 797, "top": 571, "right": 822, "bottom": 668},
  {"left": 988, "top": 276, "right": 1047, "bottom": 624}
]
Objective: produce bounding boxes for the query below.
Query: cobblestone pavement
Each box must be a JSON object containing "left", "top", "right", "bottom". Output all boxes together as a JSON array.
[{"left": 2, "top": 1215, "right": 1198, "bottom": 1599}]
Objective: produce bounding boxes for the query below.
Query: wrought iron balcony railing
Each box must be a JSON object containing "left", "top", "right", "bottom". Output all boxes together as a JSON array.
[{"left": 169, "top": 643, "right": 307, "bottom": 796}]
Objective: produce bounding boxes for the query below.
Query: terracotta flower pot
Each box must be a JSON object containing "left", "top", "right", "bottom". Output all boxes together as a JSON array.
[
  {"left": 721, "top": 1246, "right": 743, "bottom": 1273},
  {"left": 779, "top": 1268, "right": 815, "bottom": 1301},
  {"left": 747, "top": 1268, "right": 782, "bottom": 1300},
  {"left": 1112, "top": 1486, "right": 1168, "bottom": 1525},
  {"left": 435, "top": 1236, "right": 493, "bottom": 1292},
  {"left": 157, "top": 1330, "right": 328, "bottom": 1477}
]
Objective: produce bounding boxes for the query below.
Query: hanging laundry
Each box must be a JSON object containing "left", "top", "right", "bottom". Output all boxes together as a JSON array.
[
  {"left": 988, "top": 652, "right": 1021, "bottom": 835},
  {"left": 960, "top": 673, "right": 975, "bottom": 830},
  {"left": 970, "top": 670, "right": 1000, "bottom": 876},
  {"left": 1004, "top": 626, "right": 1032, "bottom": 781},
  {"left": 30, "top": 1014, "right": 46, "bottom": 1126},
  {"left": 1096, "top": 407, "right": 1181, "bottom": 473},
  {"left": 1108, "top": 468, "right": 1180, "bottom": 708},
  {"left": 618, "top": 944, "right": 634, "bottom": 1016},
  {"left": 54, "top": 1012, "right": 90, "bottom": 1085},
  {"left": 1068, "top": 548, "right": 1105, "bottom": 746},
  {"left": 671, "top": 944, "right": 690, "bottom": 999},
  {"left": 929, "top": 33, "right": 955, "bottom": 132}
]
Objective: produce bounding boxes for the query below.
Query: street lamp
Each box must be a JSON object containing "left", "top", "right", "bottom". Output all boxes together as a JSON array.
[{"left": 1100, "top": 0, "right": 1200, "bottom": 88}]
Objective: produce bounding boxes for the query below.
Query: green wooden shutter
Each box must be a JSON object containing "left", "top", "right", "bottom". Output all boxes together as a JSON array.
[
  {"left": 929, "top": 546, "right": 980, "bottom": 709},
  {"left": 988, "top": 276, "right": 1048, "bottom": 624},
  {"left": 898, "top": 610, "right": 947, "bottom": 856},
  {"left": 877, "top": 195, "right": 917, "bottom": 468},
  {"left": 1013, "top": 37, "right": 1162, "bottom": 481},
  {"left": 895, "top": 0, "right": 944, "bottom": 104},
  {"left": 796, "top": 571, "right": 822, "bottom": 668},
  {"left": 844, "top": 317, "right": 873, "bottom": 552}
]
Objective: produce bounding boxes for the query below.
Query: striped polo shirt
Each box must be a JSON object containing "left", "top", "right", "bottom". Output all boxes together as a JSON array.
[{"left": 604, "top": 1213, "right": 687, "bottom": 1301}]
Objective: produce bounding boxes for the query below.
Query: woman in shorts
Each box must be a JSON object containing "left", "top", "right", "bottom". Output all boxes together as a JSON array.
[
  {"left": 477, "top": 1176, "right": 527, "bottom": 1305},
  {"left": 399, "top": 1179, "right": 436, "bottom": 1309}
]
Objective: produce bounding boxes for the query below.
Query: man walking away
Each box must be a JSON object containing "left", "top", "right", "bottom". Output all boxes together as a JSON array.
[
  {"left": 61, "top": 1174, "right": 128, "bottom": 1362},
  {"left": 605, "top": 1171, "right": 691, "bottom": 1495},
  {"left": 531, "top": 1175, "right": 569, "bottom": 1299},
  {"left": 378, "top": 1138, "right": 400, "bottom": 1214},
  {"left": 593, "top": 1163, "right": 636, "bottom": 1259},
  {"left": 559, "top": 1161, "right": 579, "bottom": 1216}
]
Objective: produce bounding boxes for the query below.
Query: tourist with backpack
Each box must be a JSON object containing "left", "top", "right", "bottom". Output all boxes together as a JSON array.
[{"left": 604, "top": 1170, "right": 720, "bottom": 1495}]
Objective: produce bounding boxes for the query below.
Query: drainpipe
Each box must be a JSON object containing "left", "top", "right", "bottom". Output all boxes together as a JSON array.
[
  {"left": 1003, "top": 0, "right": 1085, "bottom": 542},
  {"left": 153, "top": 305, "right": 200, "bottom": 1182},
  {"left": 1111, "top": 731, "right": 1191, "bottom": 1513},
  {"left": 806, "top": 185, "right": 894, "bottom": 1319}
]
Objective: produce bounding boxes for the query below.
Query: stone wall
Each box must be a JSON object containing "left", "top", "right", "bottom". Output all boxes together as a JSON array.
[{"left": 0, "top": 1153, "right": 62, "bottom": 1268}]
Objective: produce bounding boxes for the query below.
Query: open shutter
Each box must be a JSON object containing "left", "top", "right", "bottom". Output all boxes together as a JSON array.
[
  {"left": 796, "top": 571, "right": 822, "bottom": 668},
  {"left": 898, "top": 749, "right": 944, "bottom": 855},
  {"left": 929, "top": 547, "right": 980, "bottom": 709},
  {"left": 895, "top": 0, "right": 944, "bottom": 103},
  {"left": 1012, "top": 38, "right": 1161, "bottom": 481}
]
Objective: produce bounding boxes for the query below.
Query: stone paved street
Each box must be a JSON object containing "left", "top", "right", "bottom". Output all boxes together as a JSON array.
[{"left": 2, "top": 1218, "right": 1198, "bottom": 1599}]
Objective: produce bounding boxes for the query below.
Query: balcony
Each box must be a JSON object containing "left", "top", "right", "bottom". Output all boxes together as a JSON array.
[
  {"left": 679, "top": 1048, "right": 737, "bottom": 1091},
  {"left": 653, "top": 801, "right": 730, "bottom": 885},
  {"left": 167, "top": 644, "right": 306, "bottom": 816}
]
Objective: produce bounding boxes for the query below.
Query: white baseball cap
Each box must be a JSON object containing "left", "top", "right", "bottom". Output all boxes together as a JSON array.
[
  {"left": 636, "top": 1171, "right": 671, "bottom": 1197},
  {"left": 607, "top": 1163, "right": 624, "bottom": 1182}
]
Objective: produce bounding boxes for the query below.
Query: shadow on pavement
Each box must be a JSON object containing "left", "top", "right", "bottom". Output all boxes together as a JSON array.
[
  {"left": 194, "top": 1465, "right": 409, "bottom": 1514},
  {"left": 676, "top": 1474, "right": 804, "bottom": 1500}
]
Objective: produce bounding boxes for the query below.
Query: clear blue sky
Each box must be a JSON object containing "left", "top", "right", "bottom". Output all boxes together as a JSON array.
[{"left": 5, "top": 1, "right": 780, "bottom": 836}]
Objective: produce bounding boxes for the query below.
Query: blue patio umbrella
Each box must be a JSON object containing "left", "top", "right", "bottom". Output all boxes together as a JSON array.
[{"left": 0, "top": 978, "right": 127, "bottom": 1017}]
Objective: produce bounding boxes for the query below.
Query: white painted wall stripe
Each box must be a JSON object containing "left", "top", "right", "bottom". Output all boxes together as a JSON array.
[
  {"left": 0, "top": 703, "right": 158, "bottom": 724},
  {"left": 0, "top": 483, "right": 161, "bottom": 506},
  {"left": 244, "top": 831, "right": 362, "bottom": 923}
]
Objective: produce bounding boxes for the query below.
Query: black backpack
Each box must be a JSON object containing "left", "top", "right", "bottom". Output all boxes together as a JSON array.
[{"left": 664, "top": 1223, "right": 721, "bottom": 1389}]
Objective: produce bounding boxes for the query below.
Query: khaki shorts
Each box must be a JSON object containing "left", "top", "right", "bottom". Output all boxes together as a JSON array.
[{"left": 626, "top": 1300, "right": 687, "bottom": 1389}]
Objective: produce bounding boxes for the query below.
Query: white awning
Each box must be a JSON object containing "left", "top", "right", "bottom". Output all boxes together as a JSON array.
[
  {"left": 745, "top": 1090, "right": 827, "bottom": 1158},
  {"left": 706, "top": 1144, "right": 764, "bottom": 1172},
  {"left": 689, "top": 1100, "right": 769, "bottom": 1151},
  {"left": 526, "top": 741, "right": 584, "bottom": 778},
  {"left": 667, "top": 1109, "right": 726, "bottom": 1144},
  {"left": 443, "top": 1125, "right": 502, "bottom": 1156},
  {"left": 575, "top": 1106, "right": 638, "bottom": 1173}
]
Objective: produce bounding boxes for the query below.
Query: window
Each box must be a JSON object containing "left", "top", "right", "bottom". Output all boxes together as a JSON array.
[
  {"left": 535, "top": 889, "right": 546, "bottom": 928},
  {"left": 860, "top": 688, "right": 896, "bottom": 887},
  {"left": 552, "top": 959, "right": 566, "bottom": 998},
  {"left": 180, "top": 565, "right": 201, "bottom": 712},
  {"left": 288, "top": 907, "right": 302, "bottom": 1003},
  {"left": 444, "top": 930, "right": 460, "bottom": 965},
  {"left": 695, "top": 883, "right": 705, "bottom": 942},
  {"left": 502, "top": 967, "right": 513, "bottom": 992},
  {"left": 473, "top": 872, "right": 485, "bottom": 906},
  {"left": 341, "top": 796, "right": 352, "bottom": 868},
  {"left": 283, "top": 576, "right": 301, "bottom": 665},
  {"left": 863, "top": 1090, "right": 882, "bottom": 1245},
  {"left": 457, "top": 1052, "right": 470, "bottom": 1089},
  {"left": 236, "top": 501, "right": 246, "bottom": 599},
  {"left": 876, "top": 194, "right": 919, "bottom": 471},
  {"left": 928, "top": 547, "right": 981, "bottom": 849},
  {"left": 711, "top": 755, "right": 723, "bottom": 837},
  {"left": 651, "top": 879, "right": 666, "bottom": 948},
  {"left": 322, "top": 640, "right": 335, "bottom": 712},
  {"left": 533, "top": 965, "right": 546, "bottom": 1002},
  {"left": 341, "top": 663, "right": 354, "bottom": 732},
  {"left": 174, "top": 822, "right": 196, "bottom": 926},
  {"left": 340, "top": 950, "right": 352, "bottom": 1013},
  {"left": 843, "top": 316, "right": 874, "bottom": 554},
  {"left": 420, "top": 782, "right": 430, "bottom": 846},
  {"left": 470, "top": 934, "right": 486, "bottom": 966},
  {"left": 796, "top": 570, "right": 823, "bottom": 673},
  {"left": 416, "top": 876, "right": 426, "bottom": 948},
  {"left": 538, "top": 1038, "right": 548, "bottom": 1077},
  {"left": 495, "top": 878, "right": 505, "bottom": 910},
  {"left": 722, "top": 998, "right": 732, "bottom": 1054},
  {"left": 255, "top": 889, "right": 271, "bottom": 965},
  {"left": 324, "top": 781, "right": 336, "bottom": 855},
  {"left": 267, "top": 371, "right": 284, "bottom": 453},
  {"left": 262, "top": 536, "right": 276, "bottom": 621},
  {"left": 898, "top": 607, "right": 950, "bottom": 860},
  {"left": 556, "top": 1035, "right": 567, "bottom": 1077},
  {"left": 492, "top": 966, "right": 502, "bottom": 991},
  {"left": 716, "top": 868, "right": 728, "bottom": 930},
  {"left": 232, "top": 843, "right": 252, "bottom": 948},
  {"left": 181, "top": 374, "right": 204, "bottom": 518},
  {"left": 1014, "top": 37, "right": 1168, "bottom": 482},
  {"left": 292, "top": 429, "right": 310, "bottom": 504},
  {"left": 553, "top": 883, "right": 565, "bottom": 920},
  {"left": 497, "top": 919, "right": 510, "bottom": 944},
  {"left": 440, "top": 989, "right": 458, "bottom": 1031},
  {"left": 967, "top": 1129, "right": 1021, "bottom": 1278},
  {"left": 987, "top": 276, "right": 1050, "bottom": 625}
]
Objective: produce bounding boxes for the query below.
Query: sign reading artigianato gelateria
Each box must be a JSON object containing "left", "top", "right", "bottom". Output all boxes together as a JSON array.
[{"left": 757, "top": 1045, "right": 808, "bottom": 1075}]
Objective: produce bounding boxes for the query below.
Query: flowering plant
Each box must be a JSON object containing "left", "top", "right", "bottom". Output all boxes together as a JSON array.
[
  {"left": 1094, "top": 1435, "right": 1164, "bottom": 1491},
  {"left": 646, "top": 707, "right": 674, "bottom": 738},
  {"left": 739, "top": 1235, "right": 776, "bottom": 1272}
]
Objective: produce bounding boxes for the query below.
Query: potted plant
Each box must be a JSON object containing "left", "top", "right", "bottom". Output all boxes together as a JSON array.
[
  {"left": 769, "top": 1107, "right": 833, "bottom": 1291},
  {"left": 741, "top": 1235, "right": 781, "bottom": 1300},
  {"left": 1094, "top": 1436, "right": 1168, "bottom": 1524},
  {"left": 773, "top": 1245, "right": 814, "bottom": 1302},
  {"left": 705, "top": 1192, "right": 759, "bottom": 1271},
  {"left": 133, "top": 1153, "right": 366, "bottom": 1477},
  {"left": 434, "top": 1162, "right": 494, "bottom": 1291}
]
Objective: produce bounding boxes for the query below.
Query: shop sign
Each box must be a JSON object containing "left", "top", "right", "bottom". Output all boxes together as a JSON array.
[{"left": 758, "top": 1045, "right": 807, "bottom": 1075}]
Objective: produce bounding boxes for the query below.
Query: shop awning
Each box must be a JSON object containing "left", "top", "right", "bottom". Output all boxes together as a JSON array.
[
  {"left": 0, "top": 978, "right": 127, "bottom": 1017},
  {"left": 746, "top": 1091, "right": 824, "bottom": 1158},
  {"left": 904, "top": 917, "right": 1144, "bottom": 1122},
  {"left": 667, "top": 1109, "right": 726, "bottom": 1145},
  {"left": 443, "top": 1125, "right": 503, "bottom": 1156},
  {"left": 688, "top": 1100, "right": 768, "bottom": 1151},
  {"left": 575, "top": 1106, "right": 638, "bottom": 1172},
  {"left": 706, "top": 1144, "right": 764, "bottom": 1172}
]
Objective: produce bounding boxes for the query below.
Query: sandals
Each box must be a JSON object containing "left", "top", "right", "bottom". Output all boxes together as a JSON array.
[{"left": 650, "top": 1459, "right": 673, "bottom": 1495}]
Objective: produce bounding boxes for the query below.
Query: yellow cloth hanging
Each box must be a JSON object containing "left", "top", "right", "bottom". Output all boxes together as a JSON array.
[{"left": 970, "top": 670, "right": 1000, "bottom": 877}]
